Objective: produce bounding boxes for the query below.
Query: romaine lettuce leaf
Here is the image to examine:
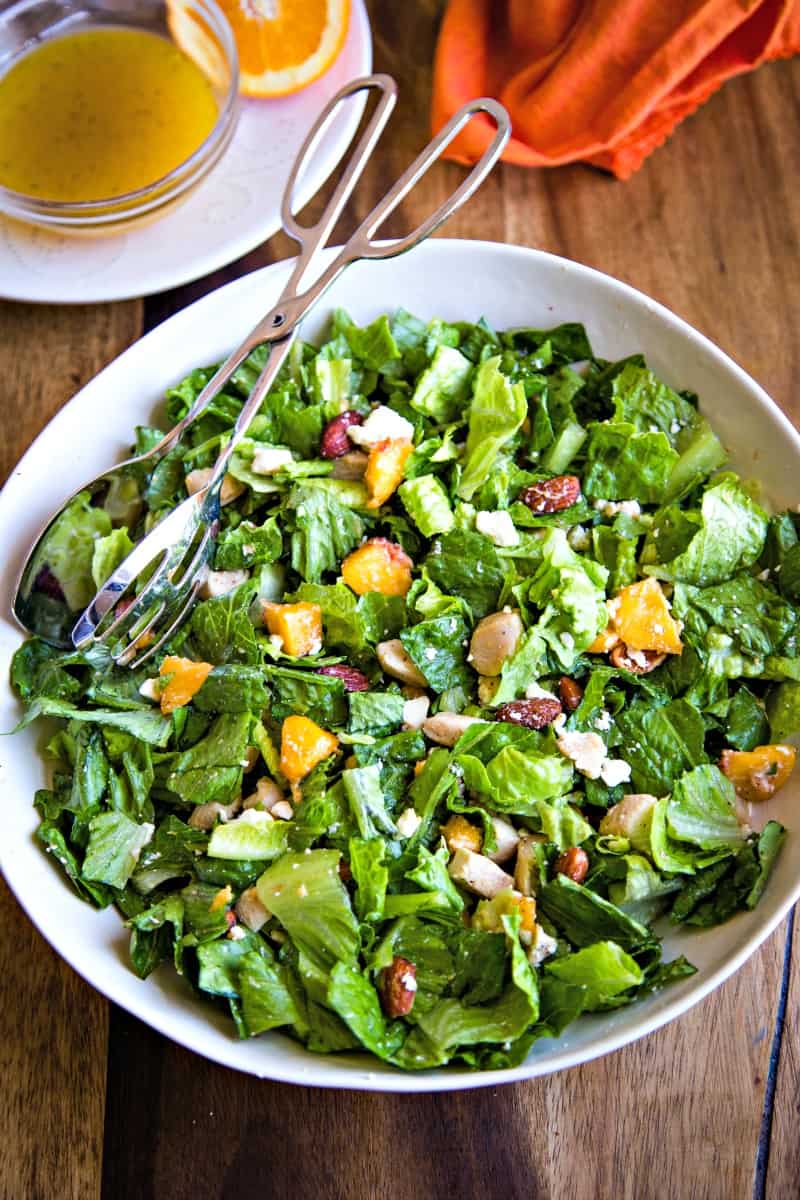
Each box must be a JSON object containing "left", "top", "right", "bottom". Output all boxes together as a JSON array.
[
  {"left": 543, "top": 940, "right": 643, "bottom": 1010},
  {"left": 82, "top": 811, "right": 154, "bottom": 889},
  {"left": 457, "top": 357, "right": 527, "bottom": 501},
  {"left": 410, "top": 344, "right": 473, "bottom": 423}
]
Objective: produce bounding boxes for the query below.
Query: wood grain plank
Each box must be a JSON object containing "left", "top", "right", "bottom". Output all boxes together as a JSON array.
[
  {"left": 760, "top": 906, "right": 798, "bottom": 1197},
  {"left": 0, "top": 298, "right": 141, "bottom": 1200}
]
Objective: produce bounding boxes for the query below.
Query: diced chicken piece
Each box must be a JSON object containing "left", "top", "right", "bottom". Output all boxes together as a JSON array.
[
  {"left": 242, "top": 777, "right": 284, "bottom": 812},
  {"left": 396, "top": 807, "right": 422, "bottom": 839},
  {"left": 447, "top": 848, "right": 513, "bottom": 898},
  {"left": 376, "top": 639, "right": 427, "bottom": 687},
  {"left": 331, "top": 450, "right": 368, "bottom": 480},
  {"left": 185, "top": 467, "right": 244, "bottom": 506},
  {"left": 251, "top": 446, "right": 294, "bottom": 475},
  {"left": 199, "top": 569, "right": 249, "bottom": 600},
  {"left": 422, "top": 711, "right": 486, "bottom": 747},
  {"left": 235, "top": 886, "right": 271, "bottom": 933},
  {"left": 402, "top": 695, "right": 430, "bottom": 729},
  {"left": 487, "top": 815, "right": 519, "bottom": 864},
  {"left": 514, "top": 832, "right": 546, "bottom": 896},
  {"left": 188, "top": 797, "right": 241, "bottom": 831}
]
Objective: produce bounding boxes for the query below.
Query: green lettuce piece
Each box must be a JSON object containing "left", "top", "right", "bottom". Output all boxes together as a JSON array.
[
  {"left": 767, "top": 679, "right": 800, "bottom": 741},
  {"left": 490, "top": 628, "right": 546, "bottom": 706},
  {"left": 339, "top": 311, "right": 401, "bottom": 369},
  {"left": 536, "top": 796, "right": 594, "bottom": 850},
  {"left": 82, "top": 811, "right": 154, "bottom": 890},
  {"left": 424, "top": 529, "right": 506, "bottom": 619},
  {"left": 214, "top": 517, "right": 282, "bottom": 571},
  {"left": 616, "top": 698, "right": 707, "bottom": 796},
  {"left": 725, "top": 687, "right": 769, "bottom": 751},
  {"left": 664, "top": 419, "right": 727, "bottom": 502},
  {"left": 37, "top": 822, "right": 114, "bottom": 907},
  {"left": 646, "top": 477, "right": 768, "bottom": 587},
  {"left": 606, "top": 854, "right": 682, "bottom": 924},
  {"left": 667, "top": 765, "right": 747, "bottom": 850},
  {"left": 18, "top": 696, "right": 172, "bottom": 747},
  {"left": 132, "top": 815, "right": 206, "bottom": 894},
  {"left": 537, "top": 875, "right": 652, "bottom": 951},
  {"left": 288, "top": 486, "right": 364, "bottom": 582},
  {"left": 591, "top": 525, "right": 638, "bottom": 592},
  {"left": 181, "top": 880, "right": 232, "bottom": 942},
  {"left": 582, "top": 422, "right": 678, "bottom": 503},
  {"left": 239, "top": 949, "right": 301, "bottom": 1035},
  {"left": 404, "top": 843, "right": 465, "bottom": 915},
  {"left": 410, "top": 344, "right": 473, "bottom": 423},
  {"left": 400, "top": 613, "right": 469, "bottom": 691},
  {"left": 543, "top": 940, "right": 644, "bottom": 1010},
  {"left": 190, "top": 583, "right": 260, "bottom": 666},
  {"left": 196, "top": 929, "right": 263, "bottom": 997},
  {"left": 128, "top": 894, "right": 184, "bottom": 978},
  {"left": 312, "top": 356, "right": 352, "bottom": 418},
  {"left": 349, "top": 837, "right": 388, "bottom": 922},
  {"left": 91, "top": 527, "right": 134, "bottom": 590},
  {"left": 398, "top": 475, "right": 454, "bottom": 537},
  {"left": 677, "top": 821, "right": 785, "bottom": 926},
  {"left": 526, "top": 528, "right": 609, "bottom": 669},
  {"left": 485, "top": 745, "right": 574, "bottom": 813},
  {"left": 267, "top": 666, "right": 347, "bottom": 727},
  {"left": 610, "top": 362, "right": 697, "bottom": 436},
  {"left": 26, "top": 490, "right": 112, "bottom": 610},
  {"left": 457, "top": 357, "right": 527, "bottom": 501},
  {"left": 208, "top": 813, "right": 290, "bottom": 860},
  {"left": 675, "top": 575, "right": 796, "bottom": 661},
  {"left": 327, "top": 962, "right": 407, "bottom": 1061},
  {"left": 348, "top": 691, "right": 404, "bottom": 736},
  {"left": 165, "top": 712, "right": 251, "bottom": 805},
  {"left": 342, "top": 764, "right": 396, "bottom": 839},
  {"left": 193, "top": 665, "right": 269, "bottom": 714},
  {"left": 294, "top": 582, "right": 405, "bottom": 658},
  {"left": 256, "top": 850, "right": 360, "bottom": 1001},
  {"left": 396, "top": 915, "right": 538, "bottom": 1069}
]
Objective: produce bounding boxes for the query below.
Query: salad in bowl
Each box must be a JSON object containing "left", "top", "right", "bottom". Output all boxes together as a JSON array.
[{"left": 11, "top": 295, "right": 800, "bottom": 1075}]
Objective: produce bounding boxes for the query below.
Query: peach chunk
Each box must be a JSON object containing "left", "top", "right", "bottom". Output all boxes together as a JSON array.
[
  {"left": 262, "top": 601, "right": 323, "bottom": 657},
  {"left": 341, "top": 537, "right": 413, "bottom": 597},
  {"left": 364, "top": 438, "right": 413, "bottom": 509},
  {"left": 441, "top": 814, "right": 483, "bottom": 854},
  {"left": 280, "top": 715, "right": 339, "bottom": 783},
  {"left": 719, "top": 744, "right": 797, "bottom": 804},
  {"left": 158, "top": 655, "right": 213, "bottom": 714},
  {"left": 612, "top": 577, "right": 683, "bottom": 654}
]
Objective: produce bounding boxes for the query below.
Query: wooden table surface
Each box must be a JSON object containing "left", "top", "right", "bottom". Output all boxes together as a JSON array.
[{"left": 1, "top": 5, "right": 799, "bottom": 1198}]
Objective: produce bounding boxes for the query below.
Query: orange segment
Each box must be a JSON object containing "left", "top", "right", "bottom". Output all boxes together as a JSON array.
[
  {"left": 170, "top": 0, "right": 350, "bottom": 98},
  {"left": 719, "top": 744, "right": 796, "bottom": 804},
  {"left": 280, "top": 714, "right": 339, "bottom": 782},
  {"left": 158, "top": 655, "right": 213, "bottom": 713}
]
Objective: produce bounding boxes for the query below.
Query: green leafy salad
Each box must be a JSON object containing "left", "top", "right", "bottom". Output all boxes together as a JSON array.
[{"left": 12, "top": 307, "right": 800, "bottom": 1072}]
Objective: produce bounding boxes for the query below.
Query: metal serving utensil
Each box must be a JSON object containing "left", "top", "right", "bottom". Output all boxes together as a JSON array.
[{"left": 15, "top": 74, "right": 509, "bottom": 666}]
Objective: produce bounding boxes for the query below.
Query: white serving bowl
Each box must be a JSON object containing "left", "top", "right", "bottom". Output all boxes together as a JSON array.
[{"left": 1, "top": 239, "right": 798, "bottom": 1092}]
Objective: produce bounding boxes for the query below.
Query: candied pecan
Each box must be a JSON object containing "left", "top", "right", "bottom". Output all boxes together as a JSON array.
[
  {"left": 518, "top": 474, "right": 581, "bottom": 514},
  {"left": 315, "top": 664, "right": 370, "bottom": 692},
  {"left": 379, "top": 956, "right": 418, "bottom": 1017},
  {"left": 496, "top": 697, "right": 563, "bottom": 729},
  {"left": 339, "top": 860, "right": 353, "bottom": 883},
  {"left": 609, "top": 643, "right": 666, "bottom": 675},
  {"left": 320, "top": 411, "right": 364, "bottom": 458},
  {"left": 559, "top": 676, "right": 584, "bottom": 712},
  {"left": 554, "top": 847, "right": 589, "bottom": 884}
]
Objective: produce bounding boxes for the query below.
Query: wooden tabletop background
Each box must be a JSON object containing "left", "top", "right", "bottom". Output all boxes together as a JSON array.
[{"left": 1, "top": 4, "right": 799, "bottom": 1198}]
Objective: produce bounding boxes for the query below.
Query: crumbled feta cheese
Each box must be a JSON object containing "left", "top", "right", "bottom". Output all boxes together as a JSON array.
[
  {"left": 528, "top": 924, "right": 558, "bottom": 966},
  {"left": 556, "top": 729, "right": 607, "bottom": 779},
  {"left": 475, "top": 509, "right": 520, "bottom": 547},
  {"left": 402, "top": 695, "right": 430, "bottom": 730},
  {"left": 424, "top": 646, "right": 437, "bottom": 661},
  {"left": 227, "top": 924, "right": 247, "bottom": 942},
  {"left": 251, "top": 446, "right": 294, "bottom": 475},
  {"left": 271, "top": 801, "right": 294, "bottom": 821},
  {"left": 396, "top": 807, "right": 423, "bottom": 838},
  {"left": 669, "top": 419, "right": 681, "bottom": 435},
  {"left": 757, "top": 568, "right": 771, "bottom": 581},
  {"left": 594, "top": 709, "right": 612, "bottom": 732},
  {"left": 347, "top": 405, "right": 414, "bottom": 448},
  {"left": 567, "top": 524, "right": 590, "bottom": 552},
  {"left": 560, "top": 632, "right": 575, "bottom": 650},
  {"left": 626, "top": 646, "right": 650, "bottom": 670},
  {"left": 269, "top": 634, "right": 284, "bottom": 652},
  {"left": 400, "top": 970, "right": 418, "bottom": 993},
  {"left": 525, "top": 681, "right": 559, "bottom": 702},
  {"left": 599, "top": 757, "right": 632, "bottom": 787},
  {"left": 139, "top": 677, "right": 162, "bottom": 703},
  {"left": 593, "top": 498, "right": 641, "bottom": 519},
  {"left": 199, "top": 569, "right": 249, "bottom": 600}
]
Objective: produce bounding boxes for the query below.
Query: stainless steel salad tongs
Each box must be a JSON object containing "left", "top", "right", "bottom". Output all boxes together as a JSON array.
[{"left": 61, "top": 75, "right": 509, "bottom": 666}]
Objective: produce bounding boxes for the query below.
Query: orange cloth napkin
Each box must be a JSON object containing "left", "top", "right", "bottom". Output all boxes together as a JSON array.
[{"left": 432, "top": 0, "right": 800, "bottom": 178}]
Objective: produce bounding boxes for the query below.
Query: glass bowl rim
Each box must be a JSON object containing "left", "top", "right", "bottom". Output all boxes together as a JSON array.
[{"left": 0, "top": 0, "right": 240, "bottom": 224}]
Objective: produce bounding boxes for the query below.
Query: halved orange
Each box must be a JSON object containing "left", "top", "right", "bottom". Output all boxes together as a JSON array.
[{"left": 170, "top": 0, "right": 351, "bottom": 99}]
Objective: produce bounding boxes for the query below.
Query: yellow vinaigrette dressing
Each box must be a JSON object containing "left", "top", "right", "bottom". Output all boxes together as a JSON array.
[{"left": 0, "top": 28, "right": 218, "bottom": 202}]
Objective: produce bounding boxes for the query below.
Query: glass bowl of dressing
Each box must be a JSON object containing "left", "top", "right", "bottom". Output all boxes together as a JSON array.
[{"left": 0, "top": 0, "right": 240, "bottom": 233}]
